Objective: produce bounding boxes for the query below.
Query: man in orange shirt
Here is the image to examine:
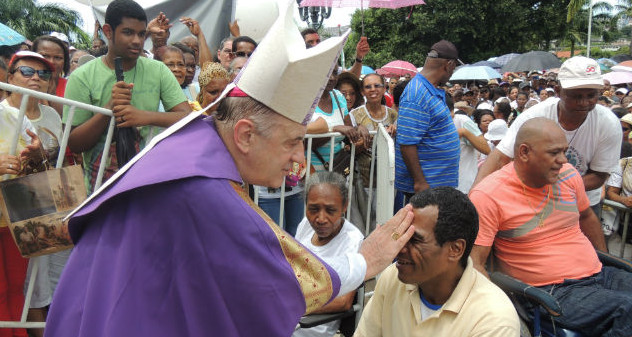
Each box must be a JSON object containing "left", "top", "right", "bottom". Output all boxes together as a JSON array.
[{"left": 469, "top": 117, "right": 632, "bottom": 336}]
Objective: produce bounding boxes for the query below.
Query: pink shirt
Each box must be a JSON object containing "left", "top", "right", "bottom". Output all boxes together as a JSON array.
[{"left": 470, "top": 163, "right": 602, "bottom": 286}]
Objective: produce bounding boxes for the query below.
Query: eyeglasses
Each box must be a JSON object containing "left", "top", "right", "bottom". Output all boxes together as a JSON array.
[
  {"left": 165, "top": 62, "right": 185, "bottom": 70},
  {"left": 235, "top": 51, "right": 253, "bottom": 58},
  {"left": 12, "top": 66, "right": 52, "bottom": 81},
  {"left": 363, "top": 84, "right": 385, "bottom": 90}
]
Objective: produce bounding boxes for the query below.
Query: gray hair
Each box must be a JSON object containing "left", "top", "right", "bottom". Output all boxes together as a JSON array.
[
  {"left": 304, "top": 171, "right": 349, "bottom": 207},
  {"left": 215, "top": 96, "right": 279, "bottom": 138},
  {"left": 229, "top": 56, "right": 248, "bottom": 76}
]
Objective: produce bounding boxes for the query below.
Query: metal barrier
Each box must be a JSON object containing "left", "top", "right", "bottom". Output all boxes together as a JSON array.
[
  {"left": 0, "top": 82, "right": 114, "bottom": 330},
  {"left": 603, "top": 199, "right": 631, "bottom": 258},
  {"left": 253, "top": 124, "right": 396, "bottom": 237}
]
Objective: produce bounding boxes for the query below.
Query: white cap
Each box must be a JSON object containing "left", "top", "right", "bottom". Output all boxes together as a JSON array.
[
  {"left": 234, "top": 1, "right": 349, "bottom": 124},
  {"left": 477, "top": 102, "right": 493, "bottom": 110},
  {"left": 49, "top": 32, "right": 69, "bottom": 44},
  {"left": 485, "top": 119, "right": 509, "bottom": 141},
  {"left": 557, "top": 56, "right": 604, "bottom": 90},
  {"left": 545, "top": 87, "right": 555, "bottom": 93},
  {"left": 621, "top": 113, "right": 632, "bottom": 125},
  {"left": 616, "top": 88, "right": 629, "bottom": 95}
]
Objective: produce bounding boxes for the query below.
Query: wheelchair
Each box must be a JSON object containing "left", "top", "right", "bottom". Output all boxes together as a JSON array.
[
  {"left": 296, "top": 284, "right": 365, "bottom": 337},
  {"left": 490, "top": 251, "right": 632, "bottom": 337}
]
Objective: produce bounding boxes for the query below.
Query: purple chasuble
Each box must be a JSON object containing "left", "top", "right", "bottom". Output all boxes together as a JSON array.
[{"left": 44, "top": 117, "right": 341, "bottom": 337}]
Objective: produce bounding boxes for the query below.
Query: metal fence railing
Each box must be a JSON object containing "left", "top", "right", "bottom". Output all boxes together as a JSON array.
[{"left": 0, "top": 82, "right": 115, "bottom": 330}]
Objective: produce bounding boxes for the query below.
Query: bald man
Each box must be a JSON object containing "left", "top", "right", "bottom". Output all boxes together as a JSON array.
[{"left": 469, "top": 118, "right": 632, "bottom": 336}]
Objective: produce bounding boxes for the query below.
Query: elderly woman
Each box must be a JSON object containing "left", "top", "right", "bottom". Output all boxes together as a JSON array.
[
  {"left": 0, "top": 51, "right": 50, "bottom": 337},
  {"left": 293, "top": 171, "right": 364, "bottom": 337},
  {"left": 197, "top": 62, "right": 230, "bottom": 114}
]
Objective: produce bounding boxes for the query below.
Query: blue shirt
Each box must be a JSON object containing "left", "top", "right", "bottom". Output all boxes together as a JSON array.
[{"left": 395, "top": 74, "right": 460, "bottom": 192}]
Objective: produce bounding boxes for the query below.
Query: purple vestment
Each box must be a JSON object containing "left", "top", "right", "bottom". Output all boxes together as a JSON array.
[{"left": 44, "top": 117, "right": 341, "bottom": 337}]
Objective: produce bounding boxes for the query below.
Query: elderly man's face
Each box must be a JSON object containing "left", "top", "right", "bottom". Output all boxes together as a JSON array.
[
  {"left": 558, "top": 88, "right": 599, "bottom": 117},
  {"left": 218, "top": 40, "right": 233, "bottom": 69},
  {"left": 396, "top": 205, "right": 454, "bottom": 287},
  {"left": 522, "top": 126, "right": 568, "bottom": 187},
  {"left": 306, "top": 183, "right": 347, "bottom": 244},
  {"left": 245, "top": 115, "right": 306, "bottom": 187}
]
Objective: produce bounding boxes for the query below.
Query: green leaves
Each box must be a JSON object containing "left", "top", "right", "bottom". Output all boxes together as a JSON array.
[{"left": 0, "top": 0, "right": 90, "bottom": 49}]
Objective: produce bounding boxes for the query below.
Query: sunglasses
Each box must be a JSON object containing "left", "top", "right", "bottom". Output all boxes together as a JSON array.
[
  {"left": 12, "top": 66, "right": 52, "bottom": 81},
  {"left": 235, "top": 51, "right": 253, "bottom": 58},
  {"left": 364, "top": 84, "right": 385, "bottom": 90}
]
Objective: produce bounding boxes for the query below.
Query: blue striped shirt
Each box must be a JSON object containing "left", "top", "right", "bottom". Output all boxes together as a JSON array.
[{"left": 395, "top": 74, "right": 460, "bottom": 193}]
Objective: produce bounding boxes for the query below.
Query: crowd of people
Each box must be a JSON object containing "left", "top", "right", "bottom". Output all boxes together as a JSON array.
[{"left": 0, "top": 0, "right": 631, "bottom": 336}]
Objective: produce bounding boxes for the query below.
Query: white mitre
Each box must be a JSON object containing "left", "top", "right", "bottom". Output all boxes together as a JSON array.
[{"left": 234, "top": 0, "right": 350, "bottom": 124}]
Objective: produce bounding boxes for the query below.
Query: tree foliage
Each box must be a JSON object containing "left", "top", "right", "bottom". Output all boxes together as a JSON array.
[
  {"left": 0, "top": 0, "right": 90, "bottom": 49},
  {"left": 342, "top": 0, "right": 572, "bottom": 69}
]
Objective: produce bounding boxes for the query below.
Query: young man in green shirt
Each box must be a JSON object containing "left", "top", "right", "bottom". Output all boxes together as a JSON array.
[{"left": 63, "top": 0, "right": 191, "bottom": 194}]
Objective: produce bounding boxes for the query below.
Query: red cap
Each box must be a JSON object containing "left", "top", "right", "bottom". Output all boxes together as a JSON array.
[{"left": 9, "top": 51, "right": 55, "bottom": 73}]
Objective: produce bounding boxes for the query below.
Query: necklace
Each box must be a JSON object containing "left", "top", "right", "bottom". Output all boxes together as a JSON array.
[{"left": 521, "top": 183, "right": 551, "bottom": 228}]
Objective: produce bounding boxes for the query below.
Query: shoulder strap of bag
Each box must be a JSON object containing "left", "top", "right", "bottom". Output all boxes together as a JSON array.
[{"left": 331, "top": 91, "right": 345, "bottom": 121}]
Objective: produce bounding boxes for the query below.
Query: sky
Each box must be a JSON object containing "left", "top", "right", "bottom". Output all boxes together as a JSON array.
[{"left": 37, "top": 0, "right": 357, "bottom": 35}]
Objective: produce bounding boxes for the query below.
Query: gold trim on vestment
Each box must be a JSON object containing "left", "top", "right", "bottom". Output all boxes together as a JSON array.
[{"left": 229, "top": 181, "right": 334, "bottom": 314}]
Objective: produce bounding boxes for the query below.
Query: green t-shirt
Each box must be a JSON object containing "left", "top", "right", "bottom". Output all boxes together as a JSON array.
[{"left": 63, "top": 56, "right": 186, "bottom": 194}]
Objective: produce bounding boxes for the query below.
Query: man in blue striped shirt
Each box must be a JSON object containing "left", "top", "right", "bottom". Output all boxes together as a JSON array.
[{"left": 395, "top": 40, "right": 461, "bottom": 201}]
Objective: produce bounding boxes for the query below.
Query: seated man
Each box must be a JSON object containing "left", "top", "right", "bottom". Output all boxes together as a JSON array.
[
  {"left": 355, "top": 187, "right": 519, "bottom": 337},
  {"left": 470, "top": 117, "right": 632, "bottom": 336},
  {"left": 294, "top": 171, "right": 365, "bottom": 337}
]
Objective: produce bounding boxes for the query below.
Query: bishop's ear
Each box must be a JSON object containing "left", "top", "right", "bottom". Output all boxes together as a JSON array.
[{"left": 232, "top": 118, "right": 257, "bottom": 154}]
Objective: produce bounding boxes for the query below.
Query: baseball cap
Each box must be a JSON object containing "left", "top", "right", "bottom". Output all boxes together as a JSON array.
[
  {"left": 545, "top": 87, "right": 555, "bottom": 93},
  {"left": 616, "top": 88, "right": 628, "bottom": 95},
  {"left": 477, "top": 102, "right": 493, "bottom": 110},
  {"left": 427, "top": 40, "right": 463, "bottom": 65},
  {"left": 621, "top": 113, "right": 632, "bottom": 125},
  {"left": 499, "top": 81, "right": 509, "bottom": 87},
  {"left": 519, "top": 81, "right": 531, "bottom": 90},
  {"left": 49, "top": 32, "right": 69, "bottom": 44},
  {"left": 454, "top": 101, "right": 473, "bottom": 112},
  {"left": 557, "top": 56, "right": 604, "bottom": 90},
  {"left": 485, "top": 119, "right": 509, "bottom": 141},
  {"left": 8, "top": 51, "right": 55, "bottom": 72}
]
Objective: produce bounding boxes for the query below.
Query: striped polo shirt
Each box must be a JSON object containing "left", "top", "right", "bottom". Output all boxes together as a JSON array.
[{"left": 395, "top": 74, "right": 460, "bottom": 193}]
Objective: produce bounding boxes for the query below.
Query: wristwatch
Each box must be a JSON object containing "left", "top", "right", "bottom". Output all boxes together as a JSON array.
[{"left": 355, "top": 57, "right": 363, "bottom": 63}]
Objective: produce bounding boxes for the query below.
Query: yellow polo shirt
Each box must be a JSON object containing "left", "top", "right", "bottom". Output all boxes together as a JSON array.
[{"left": 354, "top": 258, "right": 519, "bottom": 337}]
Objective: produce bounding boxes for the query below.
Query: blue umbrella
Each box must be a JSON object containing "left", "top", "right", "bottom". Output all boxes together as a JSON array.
[
  {"left": 0, "top": 22, "right": 25, "bottom": 46},
  {"left": 450, "top": 66, "right": 502, "bottom": 81},
  {"left": 361, "top": 65, "right": 375, "bottom": 75},
  {"left": 472, "top": 60, "right": 502, "bottom": 69},
  {"left": 492, "top": 53, "right": 521, "bottom": 66},
  {"left": 597, "top": 58, "right": 616, "bottom": 68}
]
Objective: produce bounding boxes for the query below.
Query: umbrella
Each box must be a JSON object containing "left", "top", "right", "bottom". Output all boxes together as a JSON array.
[
  {"left": 501, "top": 51, "right": 561, "bottom": 73},
  {"left": 449, "top": 66, "right": 502, "bottom": 81},
  {"left": 603, "top": 71, "right": 632, "bottom": 85},
  {"left": 300, "top": 0, "right": 426, "bottom": 34},
  {"left": 376, "top": 60, "right": 417, "bottom": 77},
  {"left": 472, "top": 60, "right": 502, "bottom": 69},
  {"left": 611, "top": 61, "right": 632, "bottom": 72},
  {"left": 597, "top": 58, "right": 617, "bottom": 68},
  {"left": 611, "top": 54, "right": 632, "bottom": 63},
  {"left": 492, "top": 53, "right": 520, "bottom": 66},
  {"left": 0, "top": 22, "right": 25, "bottom": 46},
  {"left": 361, "top": 65, "right": 375, "bottom": 75}
]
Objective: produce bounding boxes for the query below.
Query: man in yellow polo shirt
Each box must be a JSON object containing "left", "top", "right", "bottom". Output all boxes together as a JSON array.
[{"left": 354, "top": 187, "right": 519, "bottom": 337}]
